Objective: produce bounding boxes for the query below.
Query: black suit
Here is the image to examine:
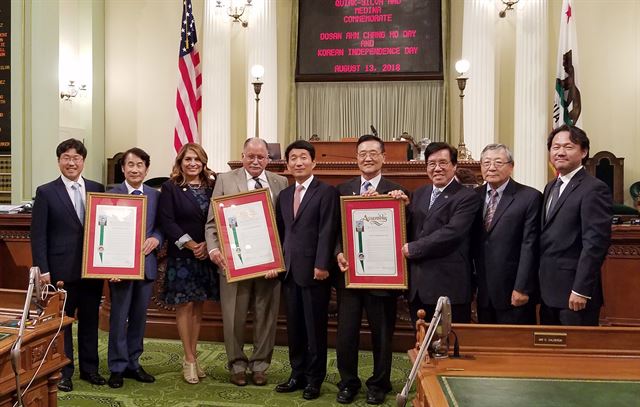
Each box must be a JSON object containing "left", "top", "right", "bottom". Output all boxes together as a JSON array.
[
  {"left": 406, "top": 179, "right": 481, "bottom": 323},
  {"left": 31, "top": 176, "right": 105, "bottom": 379},
  {"left": 276, "top": 177, "right": 338, "bottom": 387},
  {"left": 539, "top": 168, "right": 612, "bottom": 326},
  {"left": 472, "top": 179, "right": 541, "bottom": 324},
  {"left": 335, "top": 177, "right": 407, "bottom": 394}
]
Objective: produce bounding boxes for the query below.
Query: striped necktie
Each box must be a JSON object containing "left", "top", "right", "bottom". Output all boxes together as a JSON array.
[
  {"left": 429, "top": 188, "right": 441, "bottom": 209},
  {"left": 484, "top": 189, "right": 498, "bottom": 230},
  {"left": 360, "top": 181, "right": 372, "bottom": 195}
]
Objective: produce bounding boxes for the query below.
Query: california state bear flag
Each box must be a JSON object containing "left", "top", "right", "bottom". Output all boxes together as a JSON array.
[{"left": 553, "top": 0, "right": 582, "bottom": 128}]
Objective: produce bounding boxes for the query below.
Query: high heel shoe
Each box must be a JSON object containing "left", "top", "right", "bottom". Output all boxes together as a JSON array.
[
  {"left": 195, "top": 359, "right": 206, "bottom": 379},
  {"left": 182, "top": 358, "right": 199, "bottom": 384}
]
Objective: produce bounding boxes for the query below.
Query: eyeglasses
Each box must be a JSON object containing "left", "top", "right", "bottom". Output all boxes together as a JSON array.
[
  {"left": 357, "top": 151, "right": 382, "bottom": 159},
  {"left": 245, "top": 154, "right": 268, "bottom": 162},
  {"left": 59, "top": 155, "right": 84, "bottom": 164},
  {"left": 481, "top": 160, "right": 511, "bottom": 169},
  {"left": 426, "top": 160, "right": 451, "bottom": 169}
]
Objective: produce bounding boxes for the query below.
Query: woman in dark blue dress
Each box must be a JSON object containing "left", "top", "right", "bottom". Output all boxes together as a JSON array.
[{"left": 158, "top": 143, "right": 218, "bottom": 384}]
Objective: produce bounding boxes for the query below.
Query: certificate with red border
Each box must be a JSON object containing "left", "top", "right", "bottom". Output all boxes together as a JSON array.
[
  {"left": 212, "top": 189, "right": 285, "bottom": 282},
  {"left": 340, "top": 195, "right": 408, "bottom": 289},
  {"left": 82, "top": 193, "right": 146, "bottom": 280}
]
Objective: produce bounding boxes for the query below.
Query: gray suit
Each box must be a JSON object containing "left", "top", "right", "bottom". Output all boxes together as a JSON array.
[{"left": 205, "top": 167, "right": 289, "bottom": 374}]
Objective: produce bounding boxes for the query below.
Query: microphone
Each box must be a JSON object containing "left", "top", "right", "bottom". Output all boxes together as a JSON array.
[
  {"left": 370, "top": 124, "right": 378, "bottom": 137},
  {"left": 438, "top": 296, "right": 451, "bottom": 338},
  {"left": 431, "top": 296, "right": 451, "bottom": 359}
]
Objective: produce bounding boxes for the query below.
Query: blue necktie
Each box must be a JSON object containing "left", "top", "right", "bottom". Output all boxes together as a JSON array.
[
  {"left": 360, "top": 181, "right": 372, "bottom": 194},
  {"left": 429, "top": 188, "right": 441, "bottom": 209},
  {"left": 131, "top": 190, "right": 143, "bottom": 195},
  {"left": 71, "top": 182, "right": 85, "bottom": 224}
]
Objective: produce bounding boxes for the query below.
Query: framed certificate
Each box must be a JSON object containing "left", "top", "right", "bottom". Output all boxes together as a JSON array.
[
  {"left": 212, "top": 188, "right": 285, "bottom": 282},
  {"left": 82, "top": 193, "right": 147, "bottom": 280},
  {"left": 340, "top": 195, "right": 408, "bottom": 289}
]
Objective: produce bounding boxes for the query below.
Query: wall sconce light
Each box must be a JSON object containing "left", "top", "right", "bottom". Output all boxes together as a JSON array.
[
  {"left": 60, "top": 80, "right": 87, "bottom": 101},
  {"left": 455, "top": 59, "right": 473, "bottom": 161},
  {"left": 499, "top": 0, "right": 520, "bottom": 18},
  {"left": 250, "top": 64, "right": 264, "bottom": 139},
  {"left": 216, "top": 0, "right": 252, "bottom": 28}
]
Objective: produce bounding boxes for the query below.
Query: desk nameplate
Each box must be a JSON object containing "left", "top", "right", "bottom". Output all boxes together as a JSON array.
[{"left": 534, "top": 332, "right": 568, "bottom": 347}]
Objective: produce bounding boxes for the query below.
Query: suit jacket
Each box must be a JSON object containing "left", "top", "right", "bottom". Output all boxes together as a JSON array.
[
  {"left": 205, "top": 167, "right": 289, "bottom": 252},
  {"left": 539, "top": 168, "right": 612, "bottom": 308},
  {"left": 406, "top": 179, "right": 481, "bottom": 304},
  {"left": 276, "top": 177, "right": 339, "bottom": 287},
  {"left": 31, "top": 176, "right": 105, "bottom": 283},
  {"left": 472, "top": 179, "right": 542, "bottom": 310},
  {"left": 108, "top": 183, "right": 163, "bottom": 280},
  {"left": 336, "top": 176, "right": 409, "bottom": 296},
  {"left": 158, "top": 180, "right": 213, "bottom": 260}
]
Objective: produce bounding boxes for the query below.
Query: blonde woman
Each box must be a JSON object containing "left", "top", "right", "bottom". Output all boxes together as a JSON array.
[{"left": 158, "top": 143, "right": 218, "bottom": 383}]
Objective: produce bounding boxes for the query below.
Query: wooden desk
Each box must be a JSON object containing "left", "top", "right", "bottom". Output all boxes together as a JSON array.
[
  {"left": 408, "top": 324, "right": 640, "bottom": 407},
  {"left": 311, "top": 141, "right": 410, "bottom": 162},
  {"left": 0, "top": 289, "right": 72, "bottom": 407},
  {"left": 0, "top": 214, "right": 31, "bottom": 290}
]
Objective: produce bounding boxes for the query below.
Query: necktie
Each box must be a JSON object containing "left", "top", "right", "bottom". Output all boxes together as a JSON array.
[
  {"left": 71, "top": 182, "right": 85, "bottom": 224},
  {"left": 428, "top": 188, "right": 441, "bottom": 209},
  {"left": 484, "top": 189, "right": 498, "bottom": 231},
  {"left": 546, "top": 178, "right": 564, "bottom": 219},
  {"left": 253, "top": 177, "right": 263, "bottom": 189},
  {"left": 360, "top": 181, "right": 372, "bottom": 195},
  {"left": 293, "top": 185, "right": 304, "bottom": 218},
  {"left": 131, "top": 190, "right": 143, "bottom": 195}
]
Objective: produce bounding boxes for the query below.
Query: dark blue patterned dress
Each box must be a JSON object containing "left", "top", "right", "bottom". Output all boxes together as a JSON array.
[{"left": 162, "top": 186, "right": 219, "bottom": 305}]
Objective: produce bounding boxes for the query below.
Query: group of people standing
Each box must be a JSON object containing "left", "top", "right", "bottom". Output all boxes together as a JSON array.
[{"left": 30, "top": 123, "right": 611, "bottom": 406}]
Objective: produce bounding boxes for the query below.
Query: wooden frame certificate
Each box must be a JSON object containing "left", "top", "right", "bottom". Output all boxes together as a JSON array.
[
  {"left": 340, "top": 196, "right": 408, "bottom": 289},
  {"left": 82, "top": 193, "right": 146, "bottom": 280},
  {"left": 212, "top": 189, "right": 285, "bottom": 282}
]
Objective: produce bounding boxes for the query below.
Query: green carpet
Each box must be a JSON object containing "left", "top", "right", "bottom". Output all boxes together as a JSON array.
[{"left": 58, "top": 325, "right": 413, "bottom": 406}]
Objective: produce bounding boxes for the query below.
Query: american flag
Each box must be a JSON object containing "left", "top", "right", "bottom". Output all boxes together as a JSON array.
[{"left": 174, "top": 0, "right": 202, "bottom": 153}]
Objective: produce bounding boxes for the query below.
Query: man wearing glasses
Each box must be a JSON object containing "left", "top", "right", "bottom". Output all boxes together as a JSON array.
[
  {"left": 472, "top": 144, "right": 542, "bottom": 325},
  {"left": 402, "top": 142, "right": 481, "bottom": 323},
  {"left": 205, "top": 137, "right": 288, "bottom": 386},
  {"left": 31, "top": 138, "right": 105, "bottom": 392},
  {"left": 334, "top": 134, "right": 408, "bottom": 405}
]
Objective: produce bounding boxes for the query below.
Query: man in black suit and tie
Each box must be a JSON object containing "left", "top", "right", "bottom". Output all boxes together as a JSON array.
[
  {"left": 402, "top": 142, "right": 481, "bottom": 323},
  {"left": 539, "top": 125, "right": 612, "bottom": 326},
  {"left": 274, "top": 140, "right": 339, "bottom": 400},
  {"left": 334, "top": 135, "right": 408, "bottom": 405},
  {"left": 107, "top": 148, "right": 162, "bottom": 388},
  {"left": 31, "top": 138, "right": 106, "bottom": 392},
  {"left": 472, "top": 144, "right": 542, "bottom": 324}
]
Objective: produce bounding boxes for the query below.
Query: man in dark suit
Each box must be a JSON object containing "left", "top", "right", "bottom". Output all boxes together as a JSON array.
[
  {"left": 472, "top": 144, "right": 542, "bottom": 325},
  {"left": 106, "top": 148, "right": 163, "bottom": 388},
  {"left": 31, "top": 138, "right": 106, "bottom": 392},
  {"left": 334, "top": 134, "right": 408, "bottom": 405},
  {"left": 205, "top": 138, "right": 289, "bottom": 386},
  {"left": 403, "top": 142, "right": 481, "bottom": 323},
  {"left": 539, "top": 125, "right": 612, "bottom": 326},
  {"left": 274, "top": 140, "right": 339, "bottom": 400}
]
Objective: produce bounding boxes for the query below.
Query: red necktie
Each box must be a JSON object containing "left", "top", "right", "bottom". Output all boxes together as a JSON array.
[{"left": 293, "top": 185, "right": 304, "bottom": 218}]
